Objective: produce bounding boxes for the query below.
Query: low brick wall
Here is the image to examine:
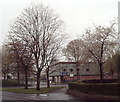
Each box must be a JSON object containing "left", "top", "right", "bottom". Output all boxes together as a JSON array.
[{"left": 63, "top": 75, "right": 117, "bottom": 81}]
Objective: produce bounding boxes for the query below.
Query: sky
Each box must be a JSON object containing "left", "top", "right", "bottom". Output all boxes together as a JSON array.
[{"left": 0, "top": 0, "right": 119, "bottom": 46}]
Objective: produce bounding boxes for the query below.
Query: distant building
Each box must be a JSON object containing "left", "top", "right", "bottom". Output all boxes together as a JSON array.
[{"left": 49, "top": 62, "right": 100, "bottom": 83}]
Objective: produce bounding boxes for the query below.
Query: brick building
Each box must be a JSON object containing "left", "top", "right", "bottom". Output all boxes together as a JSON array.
[
  {"left": 49, "top": 62, "right": 104, "bottom": 83},
  {"left": 49, "top": 62, "right": 118, "bottom": 83}
]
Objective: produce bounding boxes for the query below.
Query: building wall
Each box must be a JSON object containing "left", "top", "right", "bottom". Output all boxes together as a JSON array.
[
  {"left": 63, "top": 74, "right": 117, "bottom": 82},
  {"left": 49, "top": 62, "right": 118, "bottom": 83},
  {"left": 79, "top": 63, "right": 99, "bottom": 75},
  {"left": 49, "top": 62, "right": 101, "bottom": 83},
  {"left": 49, "top": 74, "right": 117, "bottom": 83},
  {"left": 50, "top": 62, "right": 99, "bottom": 77}
]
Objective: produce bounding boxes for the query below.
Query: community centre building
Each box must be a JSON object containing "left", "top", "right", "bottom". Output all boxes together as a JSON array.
[{"left": 49, "top": 62, "right": 105, "bottom": 83}]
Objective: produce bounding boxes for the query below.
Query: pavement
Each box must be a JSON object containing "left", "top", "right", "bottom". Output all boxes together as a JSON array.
[
  {"left": 2, "top": 83, "right": 85, "bottom": 101},
  {"left": 2, "top": 88, "right": 80, "bottom": 101}
]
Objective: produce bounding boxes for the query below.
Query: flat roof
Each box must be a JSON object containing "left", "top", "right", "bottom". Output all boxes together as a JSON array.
[{"left": 50, "top": 61, "right": 96, "bottom": 67}]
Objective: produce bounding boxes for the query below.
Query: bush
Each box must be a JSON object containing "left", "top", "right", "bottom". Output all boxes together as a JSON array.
[
  {"left": 81, "top": 79, "right": 118, "bottom": 83},
  {"left": 2, "top": 80, "right": 24, "bottom": 87},
  {"left": 68, "top": 82, "right": 120, "bottom": 96}
]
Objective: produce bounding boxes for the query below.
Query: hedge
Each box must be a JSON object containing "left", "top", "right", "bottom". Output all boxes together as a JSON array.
[
  {"left": 2, "top": 80, "right": 25, "bottom": 87},
  {"left": 81, "top": 79, "right": 118, "bottom": 83},
  {"left": 68, "top": 82, "right": 120, "bottom": 96}
]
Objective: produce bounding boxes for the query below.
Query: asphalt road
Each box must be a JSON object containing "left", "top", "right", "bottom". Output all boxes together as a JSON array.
[
  {"left": 2, "top": 82, "right": 85, "bottom": 101},
  {"left": 2, "top": 88, "right": 84, "bottom": 101}
]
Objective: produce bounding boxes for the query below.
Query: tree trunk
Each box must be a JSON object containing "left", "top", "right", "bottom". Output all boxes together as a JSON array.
[
  {"left": 24, "top": 69, "right": 28, "bottom": 89},
  {"left": 99, "top": 62, "right": 103, "bottom": 81},
  {"left": 36, "top": 69, "right": 41, "bottom": 90},
  {"left": 77, "top": 68, "right": 79, "bottom": 80},
  {"left": 76, "top": 63, "right": 79, "bottom": 80},
  {"left": 110, "top": 69, "right": 114, "bottom": 79},
  {"left": 6, "top": 75, "right": 8, "bottom": 80},
  {"left": 46, "top": 70, "right": 50, "bottom": 88},
  {"left": 118, "top": 55, "right": 120, "bottom": 80},
  {"left": 17, "top": 71, "right": 20, "bottom": 84},
  {"left": 22, "top": 74, "right": 24, "bottom": 84},
  {"left": 3, "top": 73, "right": 6, "bottom": 81}
]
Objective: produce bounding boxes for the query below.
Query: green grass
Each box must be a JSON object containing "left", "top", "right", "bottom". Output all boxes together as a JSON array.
[{"left": 2, "top": 86, "right": 64, "bottom": 94}]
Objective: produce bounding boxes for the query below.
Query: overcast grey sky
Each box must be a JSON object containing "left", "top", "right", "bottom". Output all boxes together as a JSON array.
[{"left": 0, "top": 0, "right": 119, "bottom": 46}]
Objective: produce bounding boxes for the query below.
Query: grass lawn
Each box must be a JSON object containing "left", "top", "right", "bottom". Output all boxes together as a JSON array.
[{"left": 2, "top": 86, "right": 64, "bottom": 94}]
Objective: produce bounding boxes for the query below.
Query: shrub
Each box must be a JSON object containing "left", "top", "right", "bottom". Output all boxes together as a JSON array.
[
  {"left": 81, "top": 79, "right": 118, "bottom": 83},
  {"left": 68, "top": 82, "right": 120, "bottom": 96},
  {"left": 2, "top": 80, "right": 24, "bottom": 87}
]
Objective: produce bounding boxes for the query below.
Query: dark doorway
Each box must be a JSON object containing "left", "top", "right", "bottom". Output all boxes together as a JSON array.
[
  {"left": 52, "top": 76, "right": 55, "bottom": 82},
  {"left": 61, "top": 76, "right": 63, "bottom": 83}
]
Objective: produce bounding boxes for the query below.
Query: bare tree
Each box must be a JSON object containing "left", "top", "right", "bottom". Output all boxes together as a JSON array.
[
  {"left": 63, "top": 39, "right": 85, "bottom": 62},
  {"left": 8, "top": 37, "right": 34, "bottom": 89},
  {"left": 104, "top": 53, "right": 118, "bottom": 78},
  {"left": 63, "top": 39, "right": 87, "bottom": 79},
  {"left": 9, "top": 41, "right": 21, "bottom": 84},
  {"left": 116, "top": 53, "right": 120, "bottom": 79},
  {"left": 82, "top": 22, "right": 117, "bottom": 81},
  {"left": 9, "top": 3, "right": 64, "bottom": 90},
  {"left": 45, "top": 58, "right": 57, "bottom": 88},
  {"left": 1, "top": 44, "right": 13, "bottom": 80},
  {"left": 45, "top": 43, "right": 61, "bottom": 88}
]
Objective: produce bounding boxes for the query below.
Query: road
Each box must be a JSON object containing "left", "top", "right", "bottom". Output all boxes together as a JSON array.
[
  {"left": 2, "top": 83, "right": 85, "bottom": 101},
  {"left": 2, "top": 88, "right": 81, "bottom": 101}
]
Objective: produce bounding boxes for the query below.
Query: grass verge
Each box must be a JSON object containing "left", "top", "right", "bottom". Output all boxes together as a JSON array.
[{"left": 2, "top": 86, "right": 64, "bottom": 94}]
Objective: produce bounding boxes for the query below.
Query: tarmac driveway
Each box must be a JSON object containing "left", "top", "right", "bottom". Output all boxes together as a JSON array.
[{"left": 2, "top": 87, "right": 84, "bottom": 101}]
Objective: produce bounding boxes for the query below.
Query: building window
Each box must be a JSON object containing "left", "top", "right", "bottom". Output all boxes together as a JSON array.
[
  {"left": 76, "top": 68, "right": 80, "bottom": 71},
  {"left": 70, "top": 69, "right": 73, "bottom": 72},
  {"left": 86, "top": 69, "right": 89, "bottom": 71},
  {"left": 63, "top": 69, "right": 66, "bottom": 72}
]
